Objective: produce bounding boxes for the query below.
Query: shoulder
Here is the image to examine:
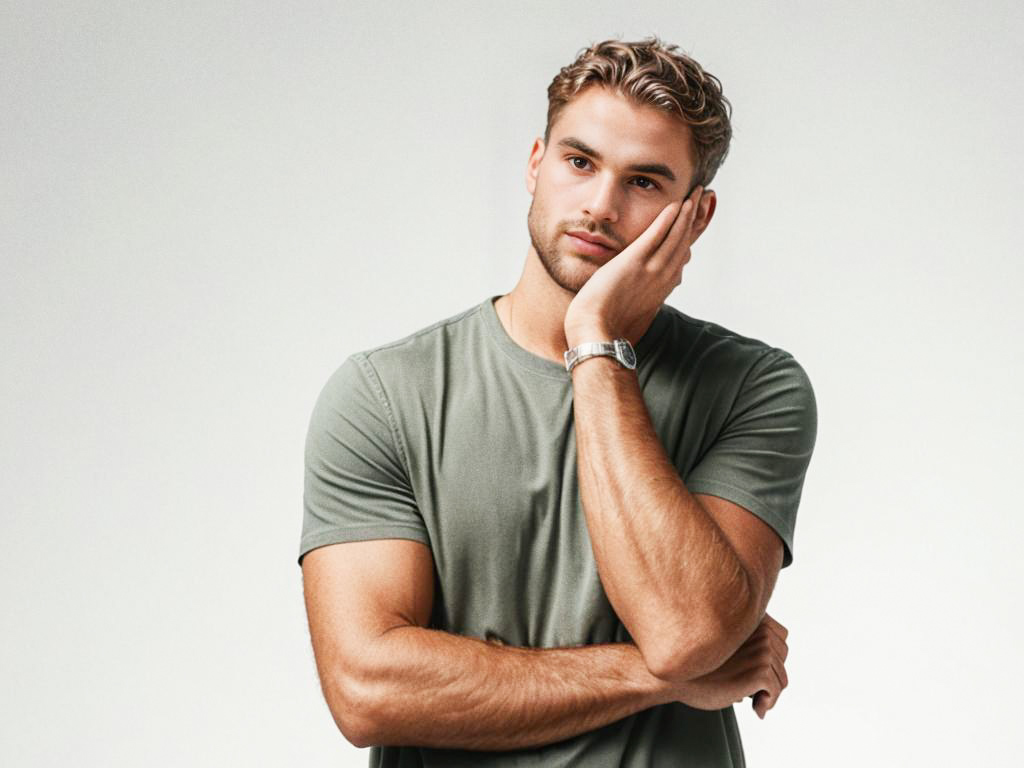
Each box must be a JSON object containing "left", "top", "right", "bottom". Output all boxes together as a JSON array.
[
  {"left": 358, "top": 300, "right": 486, "bottom": 375},
  {"left": 653, "top": 304, "right": 813, "bottom": 387},
  {"left": 316, "top": 300, "right": 489, "bottom": 408},
  {"left": 645, "top": 305, "right": 816, "bottom": 435}
]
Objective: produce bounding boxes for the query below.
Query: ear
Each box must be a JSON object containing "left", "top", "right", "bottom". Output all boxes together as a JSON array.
[
  {"left": 689, "top": 189, "right": 717, "bottom": 243},
  {"left": 525, "top": 137, "right": 545, "bottom": 196}
]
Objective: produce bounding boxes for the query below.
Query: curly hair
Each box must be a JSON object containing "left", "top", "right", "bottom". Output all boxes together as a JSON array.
[{"left": 544, "top": 37, "right": 733, "bottom": 188}]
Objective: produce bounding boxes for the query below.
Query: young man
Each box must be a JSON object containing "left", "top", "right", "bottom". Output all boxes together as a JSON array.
[{"left": 299, "top": 38, "right": 817, "bottom": 766}]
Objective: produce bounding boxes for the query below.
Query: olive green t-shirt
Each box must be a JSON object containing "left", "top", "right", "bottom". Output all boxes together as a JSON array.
[{"left": 299, "top": 296, "right": 818, "bottom": 767}]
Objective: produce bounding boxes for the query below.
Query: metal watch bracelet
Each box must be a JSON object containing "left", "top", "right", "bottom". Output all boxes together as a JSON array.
[{"left": 564, "top": 339, "right": 637, "bottom": 372}]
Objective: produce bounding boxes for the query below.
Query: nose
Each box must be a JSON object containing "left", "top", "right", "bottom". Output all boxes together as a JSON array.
[{"left": 582, "top": 175, "right": 619, "bottom": 223}]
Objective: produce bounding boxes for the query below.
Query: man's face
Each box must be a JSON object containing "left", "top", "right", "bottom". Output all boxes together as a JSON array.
[{"left": 526, "top": 86, "right": 705, "bottom": 294}]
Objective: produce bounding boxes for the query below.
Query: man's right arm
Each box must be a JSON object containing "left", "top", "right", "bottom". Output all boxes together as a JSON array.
[
  {"left": 349, "top": 624, "right": 671, "bottom": 750},
  {"left": 302, "top": 538, "right": 788, "bottom": 751}
]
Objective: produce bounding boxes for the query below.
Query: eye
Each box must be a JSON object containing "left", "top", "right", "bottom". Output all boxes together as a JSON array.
[
  {"left": 569, "top": 156, "right": 591, "bottom": 170},
  {"left": 631, "top": 176, "right": 659, "bottom": 191}
]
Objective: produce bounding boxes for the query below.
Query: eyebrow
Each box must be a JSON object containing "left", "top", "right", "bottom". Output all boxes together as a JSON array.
[{"left": 557, "top": 136, "right": 678, "bottom": 183}]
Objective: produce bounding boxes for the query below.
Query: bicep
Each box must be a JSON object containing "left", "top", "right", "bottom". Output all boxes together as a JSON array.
[
  {"left": 693, "top": 492, "right": 783, "bottom": 616},
  {"left": 302, "top": 538, "right": 435, "bottom": 726}
]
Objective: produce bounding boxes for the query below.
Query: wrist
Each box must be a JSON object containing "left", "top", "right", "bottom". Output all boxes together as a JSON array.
[
  {"left": 564, "top": 324, "right": 615, "bottom": 351},
  {"left": 623, "top": 643, "right": 680, "bottom": 708},
  {"left": 565, "top": 338, "right": 637, "bottom": 374}
]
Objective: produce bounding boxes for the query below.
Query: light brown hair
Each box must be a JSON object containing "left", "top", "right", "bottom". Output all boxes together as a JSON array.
[{"left": 545, "top": 37, "right": 733, "bottom": 188}]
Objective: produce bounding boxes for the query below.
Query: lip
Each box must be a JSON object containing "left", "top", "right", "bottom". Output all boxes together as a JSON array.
[{"left": 565, "top": 231, "right": 617, "bottom": 257}]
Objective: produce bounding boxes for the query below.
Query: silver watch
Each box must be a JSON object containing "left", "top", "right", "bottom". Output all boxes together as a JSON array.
[{"left": 564, "top": 339, "right": 637, "bottom": 372}]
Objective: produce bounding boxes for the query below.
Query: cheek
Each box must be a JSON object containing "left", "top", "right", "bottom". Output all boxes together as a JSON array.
[
  {"left": 533, "top": 186, "right": 566, "bottom": 228},
  {"left": 622, "top": 204, "right": 665, "bottom": 242},
  {"left": 542, "top": 163, "right": 590, "bottom": 202}
]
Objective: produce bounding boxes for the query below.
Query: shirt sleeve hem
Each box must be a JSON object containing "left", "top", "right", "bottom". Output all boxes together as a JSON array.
[
  {"left": 685, "top": 479, "right": 796, "bottom": 568},
  {"left": 298, "top": 525, "right": 431, "bottom": 566}
]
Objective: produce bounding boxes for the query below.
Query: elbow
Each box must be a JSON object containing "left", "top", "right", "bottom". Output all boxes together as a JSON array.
[
  {"left": 322, "top": 665, "right": 384, "bottom": 749},
  {"left": 643, "top": 618, "right": 736, "bottom": 682},
  {"left": 645, "top": 584, "right": 762, "bottom": 682}
]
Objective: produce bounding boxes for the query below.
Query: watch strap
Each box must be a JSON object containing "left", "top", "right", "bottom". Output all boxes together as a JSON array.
[{"left": 564, "top": 339, "right": 637, "bottom": 372}]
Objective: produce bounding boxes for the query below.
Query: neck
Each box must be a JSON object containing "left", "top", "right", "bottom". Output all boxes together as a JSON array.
[{"left": 494, "top": 247, "right": 576, "bottom": 366}]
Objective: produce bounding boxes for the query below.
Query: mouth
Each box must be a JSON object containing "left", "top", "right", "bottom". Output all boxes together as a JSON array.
[{"left": 564, "top": 231, "right": 617, "bottom": 258}]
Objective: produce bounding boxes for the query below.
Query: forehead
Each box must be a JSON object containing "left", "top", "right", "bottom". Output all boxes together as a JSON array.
[{"left": 551, "top": 86, "right": 695, "bottom": 175}]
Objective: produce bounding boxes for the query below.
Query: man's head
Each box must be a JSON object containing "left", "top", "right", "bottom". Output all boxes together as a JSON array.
[
  {"left": 545, "top": 37, "right": 732, "bottom": 191},
  {"left": 526, "top": 37, "right": 732, "bottom": 294}
]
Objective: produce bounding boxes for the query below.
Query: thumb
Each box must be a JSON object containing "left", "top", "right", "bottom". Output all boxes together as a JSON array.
[{"left": 752, "top": 690, "right": 772, "bottom": 719}]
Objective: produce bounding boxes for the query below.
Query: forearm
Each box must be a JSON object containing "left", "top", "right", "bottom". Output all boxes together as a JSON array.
[
  {"left": 351, "top": 625, "right": 675, "bottom": 751},
  {"left": 571, "top": 358, "right": 755, "bottom": 676}
]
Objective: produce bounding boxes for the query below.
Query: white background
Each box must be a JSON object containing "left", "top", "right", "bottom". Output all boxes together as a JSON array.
[{"left": 3, "top": 1, "right": 1022, "bottom": 765}]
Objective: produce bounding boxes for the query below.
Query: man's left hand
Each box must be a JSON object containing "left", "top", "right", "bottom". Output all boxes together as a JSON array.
[{"left": 564, "top": 185, "right": 705, "bottom": 348}]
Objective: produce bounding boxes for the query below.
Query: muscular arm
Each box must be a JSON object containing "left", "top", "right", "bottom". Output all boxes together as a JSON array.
[
  {"left": 562, "top": 191, "right": 788, "bottom": 684},
  {"left": 348, "top": 625, "right": 672, "bottom": 750},
  {"left": 571, "top": 358, "right": 783, "bottom": 682},
  {"left": 304, "top": 537, "right": 789, "bottom": 748},
  {"left": 303, "top": 539, "right": 677, "bottom": 751}
]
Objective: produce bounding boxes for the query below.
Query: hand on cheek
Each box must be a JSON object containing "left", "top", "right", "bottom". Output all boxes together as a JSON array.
[{"left": 564, "top": 186, "right": 704, "bottom": 348}]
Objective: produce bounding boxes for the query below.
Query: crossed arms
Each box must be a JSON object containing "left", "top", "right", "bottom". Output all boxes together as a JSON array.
[
  {"left": 302, "top": 531, "right": 788, "bottom": 751},
  {"left": 301, "top": 360, "right": 792, "bottom": 750}
]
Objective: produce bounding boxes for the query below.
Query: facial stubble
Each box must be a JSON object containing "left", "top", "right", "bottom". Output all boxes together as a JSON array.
[{"left": 526, "top": 194, "right": 601, "bottom": 295}]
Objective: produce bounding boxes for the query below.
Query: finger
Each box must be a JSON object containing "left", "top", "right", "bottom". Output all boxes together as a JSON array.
[
  {"left": 628, "top": 200, "right": 684, "bottom": 262},
  {"left": 668, "top": 185, "right": 704, "bottom": 247},
  {"left": 752, "top": 690, "right": 770, "bottom": 719},
  {"left": 651, "top": 185, "right": 703, "bottom": 271},
  {"left": 765, "top": 666, "right": 786, "bottom": 712},
  {"left": 765, "top": 638, "right": 788, "bottom": 692},
  {"left": 763, "top": 625, "right": 789, "bottom": 664},
  {"left": 743, "top": 639, "right": 784, "bottom": 717},
  {"left": 775, "top": 655, "right": 789, "bottom": 691},
  {"left": 762, "top": 614, "right": 789, "bottom": 643},
  {"left": 762, "top": 613, "right": 788, "bottom": 640},
  {"left": 753, "top": 692, "right": 770, "bottom": 720},
  {"left": 755, "top": 630, "right": 788, "bottom": 687},
  {"left": 757, "top": 666, "right": 783, "bottom": 714},
  {"left": 651, "top": 188, "right": 699, "bottom": 265},
  {"left": 671, "top": 247, "right": 691, "bottom": 287}
]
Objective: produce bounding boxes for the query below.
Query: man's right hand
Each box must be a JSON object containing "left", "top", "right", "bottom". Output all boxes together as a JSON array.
[{"left": 673, "top": 613, "right": 789, "bottom": 719}]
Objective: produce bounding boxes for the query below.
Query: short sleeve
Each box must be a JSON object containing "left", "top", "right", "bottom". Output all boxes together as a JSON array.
[
  {"left": 298, "top": 355, "right": 429, "bottom": 565},
  {"left": 685, "top": 350, "right": 818, "bottom": 567}
]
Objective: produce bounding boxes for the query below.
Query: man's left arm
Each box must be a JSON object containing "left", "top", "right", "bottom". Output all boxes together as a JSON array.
[
  {"left": 565, "top": 187, "right": 813, "bottom": 684},
  {"left": 571, "top": 357, "right": 786, "bottom": 683}
]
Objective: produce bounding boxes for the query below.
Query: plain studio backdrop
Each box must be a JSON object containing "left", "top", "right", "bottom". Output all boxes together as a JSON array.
[{"left": 2, "top": 1, "right": 1021, "bottom": 765}]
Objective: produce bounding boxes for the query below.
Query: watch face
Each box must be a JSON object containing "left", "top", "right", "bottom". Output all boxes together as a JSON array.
[{"left": 616, "top": 339, "right": 637, "bottom": 369}]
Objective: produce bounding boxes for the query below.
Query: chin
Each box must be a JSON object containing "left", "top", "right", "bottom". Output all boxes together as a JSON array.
[
  {"left": 546, "top": 257, "right": 598, "bottom": 294},
  {"left": 531, "top": 234, "right": 600, "bottom": 293}
]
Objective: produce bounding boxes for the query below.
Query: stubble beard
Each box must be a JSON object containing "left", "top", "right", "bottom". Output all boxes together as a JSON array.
[{"left": 526, "top": 195, "right": 597, "bottom": 295}]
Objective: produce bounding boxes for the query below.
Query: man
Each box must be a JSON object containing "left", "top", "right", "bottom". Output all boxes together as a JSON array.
[{"left": 299, "top": 37, "right": 817, "bottom": 766}]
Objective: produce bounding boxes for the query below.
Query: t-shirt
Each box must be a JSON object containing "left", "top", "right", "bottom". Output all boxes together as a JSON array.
[{"left": 299, "top": 296, "right": 818, "bottom": 767}]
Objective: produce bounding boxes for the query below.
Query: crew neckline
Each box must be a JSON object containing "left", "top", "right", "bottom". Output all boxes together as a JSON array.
[{"left": 480, "top": 295, "right": 672, "bottom": 379}]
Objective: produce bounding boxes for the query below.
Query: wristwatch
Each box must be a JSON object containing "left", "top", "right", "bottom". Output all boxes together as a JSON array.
[{"left": 564, "top": 339, "right": 637, "bottom": 373}]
